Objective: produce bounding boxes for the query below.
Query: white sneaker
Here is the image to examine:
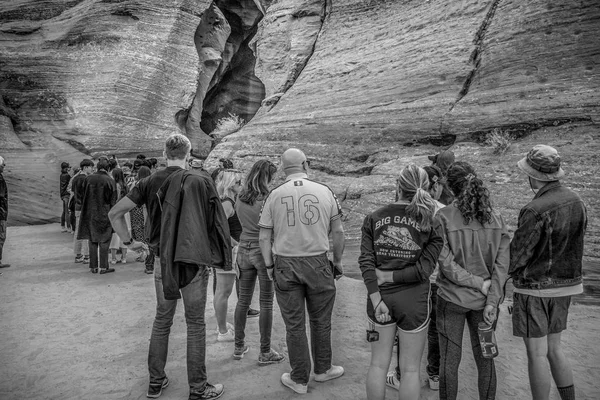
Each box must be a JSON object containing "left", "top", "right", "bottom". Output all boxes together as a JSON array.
[
  {"left": 428, "top": 375, "right": 439, "bottom": 390},
  {"left": 281, "top": 373, "right": 307, "bottom": 394},
  {"left": 215, "top": 322, "right": 234, "bottom": 335},
  {"left": 386, "top": 371, "right": 400, "bottom": 390},
  {"left": 217, "top": 328, "right": 234, "bottom": 342},
  {"left": 314, "top": 365, "right": 344, "bottom": 382},
  {"left": 121, "top": 258, "right": 127, "bottom": 264}
]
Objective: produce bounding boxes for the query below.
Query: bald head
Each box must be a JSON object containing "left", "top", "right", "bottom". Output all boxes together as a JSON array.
[{"left": 281, "top": 148, "right": 307, "bottom": 175}]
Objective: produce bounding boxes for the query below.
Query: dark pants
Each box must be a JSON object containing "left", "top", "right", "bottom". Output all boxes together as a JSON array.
[
  {"left": 437, "top": 296, "right": 497, "bottom": 400},
  {"left": 89, "top": 239, "right": 110, "bottom": 270},
  {"left": 0, "top": 220, "right": 5, "bottom": 261},
  {"left": 427, "top": 284, "right": 440, "bottom": 376},
  {"left": 60, "top": 195, "right": 70, "bottom": 228},
  {"left": 274, "top": 253, "right": 336, "bottom": 384},
  {"left": 149, "top": 258, "right": 209, "bottom": 394},
  {"left": 145, "top": 247, "right": 155, "bottom": 270},
  {"left": 69, "top": 208, "right": 76, "bottom": 232},
  {"left": 234, "top": 242, "right": 274, "bottom": 353}
]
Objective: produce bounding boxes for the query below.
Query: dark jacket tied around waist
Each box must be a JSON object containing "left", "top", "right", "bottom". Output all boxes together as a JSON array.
[{"left": 157, "top": 170, "right": 231, "bottom": 300}]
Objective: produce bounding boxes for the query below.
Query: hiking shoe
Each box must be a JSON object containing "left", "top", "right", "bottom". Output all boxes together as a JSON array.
[
  {"left": 258, "top": 349, "right": 285, "bottom": 365},
  {"left": 314, "top": 365, "right": 344, "bottom": 382},
  {"left": 147, "top": 376, "right": 169, "bottom": 398},
  {"left": 233, "top": 345, "right": 249, "bottom": 360},
  {"left": 281, "top": 373, "right": 307, "bottom": 394},
  {"left": 0, "top": 262, "right": 11, "bottom": 268},
  {"left": 386, "top": 371, "right": 400, "bottom": 390},
  {"left": 217, "top": 328, "right": 234, "bottom": 342},
  {"left": 189, "top": 383, "right": 224, "bottom": 400},
  {"left": 428, "top": 375, "right": 439, "bottom": 390},
  {"left": 75, "top": 255, "right": 84, "bottom": 263},
  {"left": 247, "top": 308, "right": 260, "bottom": 318}
]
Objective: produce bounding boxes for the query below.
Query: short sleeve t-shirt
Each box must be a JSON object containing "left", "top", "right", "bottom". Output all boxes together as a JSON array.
[
  {"left": 127, "top": 166, "right": 182, "bottom": 250},
  {"left": 258, "top": 173, "right": 342, "bottom": 257}
]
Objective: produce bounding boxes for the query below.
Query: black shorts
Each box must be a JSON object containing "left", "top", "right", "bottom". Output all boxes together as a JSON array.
[
  {"left": 512, "top": 292, "right": 571, "bottom": 338},
  {"left": 366, "top": 282, "right": 430, "bottom": 333}
]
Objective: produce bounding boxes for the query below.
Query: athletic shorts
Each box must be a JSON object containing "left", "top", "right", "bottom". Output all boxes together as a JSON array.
[
  {"left": 366, "top": 282, "right": 430, "bottom": 333},
  {"left": 512, "top": 292, "right": 571, "bottom": 338}
]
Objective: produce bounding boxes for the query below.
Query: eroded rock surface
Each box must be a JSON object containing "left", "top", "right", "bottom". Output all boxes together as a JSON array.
[{"left": 0, "top": 0, "right": 598, "bottom": 271}]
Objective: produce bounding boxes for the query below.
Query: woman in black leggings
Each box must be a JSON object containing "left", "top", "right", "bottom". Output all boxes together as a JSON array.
[{"left": 436, "top": 161, "right": 510, "bottom": 400}]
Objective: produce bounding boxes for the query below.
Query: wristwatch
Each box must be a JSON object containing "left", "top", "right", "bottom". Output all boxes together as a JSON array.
[{"left": 123, "top": 238, "right": 134, "bottom": 246}]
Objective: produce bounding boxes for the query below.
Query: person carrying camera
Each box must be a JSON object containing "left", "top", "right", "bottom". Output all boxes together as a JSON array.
[{"left": 359, "top": 164, "right": 443, "bottom": 400}]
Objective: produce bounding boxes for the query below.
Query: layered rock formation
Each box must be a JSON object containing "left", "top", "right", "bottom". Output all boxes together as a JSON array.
[{"left": 0, "top": 0, "right": 598, "bottom": 272}]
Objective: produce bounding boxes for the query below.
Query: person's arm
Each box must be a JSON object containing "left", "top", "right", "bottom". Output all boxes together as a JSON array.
[
  {"left": 330, "top": 217, "right": 345, "bottom": 275},
  {"left": 437, "top": 216, "right": 486, "bottom": 291},
  {"left": 483, "top": 220, "right": 510, "bottom": 324},
  {"left": 259, "top": 227, "right": 274, "bottom": 280},
  {"left": 386, "top": 221, "right": 444, "bottom": 284},
  {"left": 509, "top": 207, "right": 541, "bottom": 277},
  {"left": 358, "top": 215, "right": 379, "bottom": 295},
  {"left": 108, "top": 196, "right": 145, "bottom": 251}
]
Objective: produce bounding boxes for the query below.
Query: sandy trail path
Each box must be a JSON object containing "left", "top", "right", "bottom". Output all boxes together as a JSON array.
[{"left": 1, "top": 224, "right": 599, "bottom": 399}]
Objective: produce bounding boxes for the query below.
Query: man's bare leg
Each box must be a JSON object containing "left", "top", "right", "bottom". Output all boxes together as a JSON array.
[{"left": 524, "top": 336, "right": 551, "bottom": 400}]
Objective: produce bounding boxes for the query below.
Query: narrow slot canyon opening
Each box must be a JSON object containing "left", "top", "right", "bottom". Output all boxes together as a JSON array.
[
  {"left": 177, "top": 0, "right": 265, "bottom": 151},
  {"left": 200, "top": 19, "right": 265, "bottom": 134}
]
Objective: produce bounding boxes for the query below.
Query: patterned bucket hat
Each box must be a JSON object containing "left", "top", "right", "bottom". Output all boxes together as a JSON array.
[{"left": 517, "top": 145, "right": 565, "bottom": 181}]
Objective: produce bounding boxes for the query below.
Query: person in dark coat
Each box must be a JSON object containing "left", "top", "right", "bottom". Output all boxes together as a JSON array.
[
  {"left": 77, "top": 157, "right": 117, "bottom": 274},
  {"left": 60, "top": 162, "right": 72, "bottom": 233}
]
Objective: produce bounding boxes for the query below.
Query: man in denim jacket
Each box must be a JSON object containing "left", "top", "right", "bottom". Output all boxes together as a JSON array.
[{"left": 509, "top": 145, "right": 587, "bottom": 400}]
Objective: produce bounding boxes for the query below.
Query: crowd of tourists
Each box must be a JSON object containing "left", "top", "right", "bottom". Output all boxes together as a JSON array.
[
  {"left": 57, "top": 154, "right": 159, "bottom": 273},
  {"left": 0, "top": 135, "right": 587, "bottom": 400}
]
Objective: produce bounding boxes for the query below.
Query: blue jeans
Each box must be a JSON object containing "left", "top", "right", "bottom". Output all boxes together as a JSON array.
[
  {"left": 234, "top": 241, "right": 274, "bottom": 353},
  {"left": 148, "top": 257, "right": 209, "bottom": 393},
  {"left": 274, "top": 253, "right": 336, "bottom": 384}
]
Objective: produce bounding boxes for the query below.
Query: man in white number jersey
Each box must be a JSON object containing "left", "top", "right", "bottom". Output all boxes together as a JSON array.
[{"left": 259, "top": 148, "right": 345, "bottom": 395}]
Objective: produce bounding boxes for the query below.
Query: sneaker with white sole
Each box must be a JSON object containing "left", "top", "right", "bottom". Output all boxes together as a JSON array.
[
  {"left": 147, "top": 376, "right": 169, "bottom": 398},
  {"left": 215, "top": 322, "right": 234, "bottom": 335},
  {"left": 385, "top": 371, "right": 400, "bottom": 390},
  {"left": 428, "top": 374, "right": 439, "bottom": 390},
  {"left": 75, "top": 255, "right": 84, "bottom": 263},
  {"left": 217, "top": 328, "right": 234, "bottom": 342},
  {"left": 258, "top": 349, "right": 285, "bottom": 365},
  {"left": 188, "top": 383, "right": 224, "bottom": 400},
  {"left": 314, "top": 365, "right": 344, "bottom": 382},
  {"left": 281, "top": 373, "right": 307, "bottom": 394},
  {"left": 233, "top": 345, "right": 249, "bottom": 360}
]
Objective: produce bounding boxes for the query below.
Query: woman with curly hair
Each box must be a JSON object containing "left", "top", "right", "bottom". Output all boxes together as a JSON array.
[
  {"left": 436, "top": 161, "right": 510, "bottom": 400},
  {"left": 360, "top": 164, "right": 443, "bottom": 400},
  {"left": 232, "top": 160, "right": 285, "bottom": 364}
]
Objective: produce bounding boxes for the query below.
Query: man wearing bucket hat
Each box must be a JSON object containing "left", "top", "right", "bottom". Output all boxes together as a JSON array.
[{"left": 509, "top": 145, "right": 587, "bottom": 400}]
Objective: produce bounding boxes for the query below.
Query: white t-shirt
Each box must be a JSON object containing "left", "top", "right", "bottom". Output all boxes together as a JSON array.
[{"left": 258, "top": 173, "right": 342, "bottom": 257}]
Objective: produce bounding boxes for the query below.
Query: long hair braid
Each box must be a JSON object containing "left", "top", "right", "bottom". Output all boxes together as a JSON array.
[
  {"left": 397, "top": 164, "right": 436, "bottom": 231},
  {"left": 446, "top": 161, "right": 493, "bottom": 225}
]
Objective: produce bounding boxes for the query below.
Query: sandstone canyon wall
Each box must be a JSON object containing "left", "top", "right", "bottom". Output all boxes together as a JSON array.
[{"left": 0, "top": 0, "right": 599, "bottom": 271}]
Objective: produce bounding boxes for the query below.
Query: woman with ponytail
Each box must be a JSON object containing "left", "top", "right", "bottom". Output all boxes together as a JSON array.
[
  {"left": 435, "top": 161, "right": 509, "bottom": 400},
  {"left": 359, "top": 164, "right": 444, "bottom": 400}
]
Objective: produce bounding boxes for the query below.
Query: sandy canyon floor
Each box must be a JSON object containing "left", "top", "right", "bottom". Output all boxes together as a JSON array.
[{"left": 1, "top": 224, "right": 599, "bottom": 399}]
